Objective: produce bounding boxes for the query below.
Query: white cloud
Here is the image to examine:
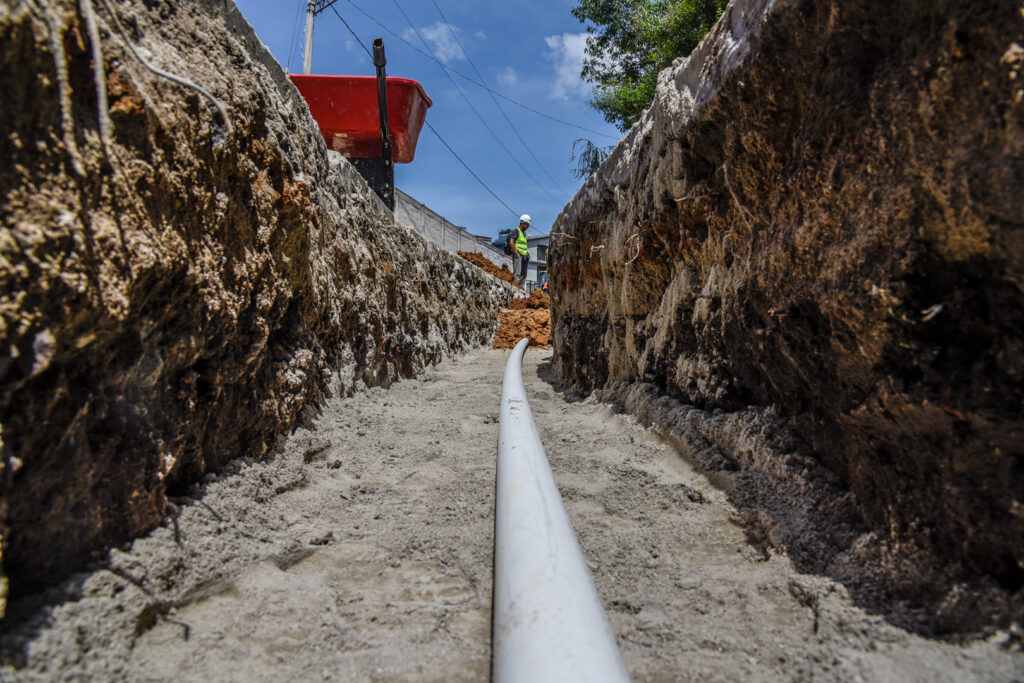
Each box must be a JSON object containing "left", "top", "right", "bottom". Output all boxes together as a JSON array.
[
  {"left": 475, "top": 31, "right": 487, "bottom": 40},
  {"left": 544, "top": 32, "right": 592, "bottom": 101},
  {"left": 402, "top": 22, "right": 464, "bottom": 64},
  {"left": 496, "top": 66, "right": 518, "bottom": 86}
]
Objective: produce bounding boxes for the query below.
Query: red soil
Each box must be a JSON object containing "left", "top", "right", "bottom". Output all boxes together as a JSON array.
[
  {"left": 493, "top": 288, "right": 551, "bottom": 349},
  {"left": 509, "top": 289, "right": 550, "bottom": 310},
  {"left": 457, "top": 251, "right": 521, "bottom": 289},
  {"left": 492, "top": 309, "right": 551, "bottom": 349}
]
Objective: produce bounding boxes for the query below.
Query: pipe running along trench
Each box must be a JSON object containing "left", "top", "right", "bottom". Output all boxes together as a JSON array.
[{"left": 493, "top": 338, "right": 630, "bottom": 683}]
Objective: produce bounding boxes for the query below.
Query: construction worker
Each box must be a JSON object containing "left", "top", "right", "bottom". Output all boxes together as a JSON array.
[{"left": 507, "top": 214, "right": 530, "bottom": 286}]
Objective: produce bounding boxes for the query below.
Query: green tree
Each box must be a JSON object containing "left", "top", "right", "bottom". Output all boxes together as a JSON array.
[
  {"left": 569, "top": 138, "right": 614, "bottom": 179},
  {"left": 572, "top": 0, "right": 729, "bottom": 131}
]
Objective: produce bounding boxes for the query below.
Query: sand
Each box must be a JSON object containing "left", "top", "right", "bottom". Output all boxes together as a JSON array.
[{"left": 1, "top": 348, "right": 1020, "bottom": 681}]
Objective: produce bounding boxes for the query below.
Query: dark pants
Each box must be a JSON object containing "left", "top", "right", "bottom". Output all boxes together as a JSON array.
[{"left": 513, "top": 252, "right": 529, "bottom": 285}]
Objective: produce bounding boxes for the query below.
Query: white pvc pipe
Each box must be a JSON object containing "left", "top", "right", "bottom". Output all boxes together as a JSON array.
[{"left": 493, "top": 338, "right": 630, "bottom": 683}]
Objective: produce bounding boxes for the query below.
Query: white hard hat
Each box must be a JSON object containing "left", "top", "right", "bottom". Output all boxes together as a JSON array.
[{"left": 519, "top": 214, "right": 531, "bottom": 225}]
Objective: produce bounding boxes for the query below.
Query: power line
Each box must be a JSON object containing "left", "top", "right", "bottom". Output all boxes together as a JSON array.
[
  {"left": 430, "top": 0, "right": 568, "bottom": 196},
  {"left": 425, "top": 120, "right": 519, "bottom": 218},
  {"left": 328, "top": 4, "right": 373, "bottom": 60},
  {"left": 311, "top": 0, "right": 343, "bottom": 12},
  {"left": 286, "top": 0, "right": 304, "bottom": 72},
  {"left": 344, "top": 0, "right": 618, "bottom": 141},
  {"left": 390, "top": 0, "right": 561, "bottom": 204},
  {"left": 490, "top": 90, "right": 616, "bottom": 141}
]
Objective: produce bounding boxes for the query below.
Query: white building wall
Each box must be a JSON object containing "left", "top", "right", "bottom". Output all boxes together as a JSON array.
[
  {"left": 524, "top": 235, "right": 549, "bottom": 290},
  {"left": 394, "top": 189, "right": 512, "bottom": 271}
]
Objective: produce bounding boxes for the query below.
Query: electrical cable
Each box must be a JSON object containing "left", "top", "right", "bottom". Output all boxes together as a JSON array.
[
  {"left": 313, "top": 0, "right": 343, "bottom": 13},
  {"left": 424, "top": 120, "right": 519, "bottom": 218},
  {"left": 286, "top": 0, "right": 304, "bottom": 73},
  {"left": 328, "top": 4, "right": 373, "bottom": 60},
  {"left": 98, "top": 0, "right": 232, "bottom": 134},
  {"left": 490, "top": 90, "right": 616, "bottom": 140},
  {"left": 430, "top": 0, "right": 568, "bottom": 196},
  {"left": 344, "top": 0, "right": 618, "bottom": 141},
  {"left": 390, "top": 0, "right": 561, "bottom": 204}
]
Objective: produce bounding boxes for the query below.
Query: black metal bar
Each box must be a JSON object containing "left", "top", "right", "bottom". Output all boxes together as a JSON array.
[{"left": 372, "top": 37, "right": 395, "bottom": 210}]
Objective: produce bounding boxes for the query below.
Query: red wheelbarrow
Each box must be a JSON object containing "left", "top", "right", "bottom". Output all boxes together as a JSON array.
[
  {"left": 289, "top": 38, "right": 431, "bottom": 210},
  {"left": 289, "top": 74, "right": 432, "bottom": 163}
]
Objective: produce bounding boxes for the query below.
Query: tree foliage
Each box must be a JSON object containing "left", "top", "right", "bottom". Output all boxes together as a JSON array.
[
  {"left": 569, "top": 138, "right": 614, "bottom": 179},
  {"left": 572, "top": 0, "right": 729, "bottom": 131}
]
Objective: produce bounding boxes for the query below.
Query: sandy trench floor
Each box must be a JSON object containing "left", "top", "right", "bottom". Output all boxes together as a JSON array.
[{"left": 2, "top": 347, "right": 1022, "bottom": 681}]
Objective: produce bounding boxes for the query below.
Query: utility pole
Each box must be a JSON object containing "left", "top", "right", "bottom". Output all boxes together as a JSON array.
[
  {"left": 302, "top": 1, "right": 315, "bottom": 74},
  {"left": 302, "top": 1, "right": 341, "bottom": 75}
]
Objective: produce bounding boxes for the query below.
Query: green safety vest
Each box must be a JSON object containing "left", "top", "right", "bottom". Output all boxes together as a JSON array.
[{"left": 515, "top": 227, "right": 529, "bottom": 256}]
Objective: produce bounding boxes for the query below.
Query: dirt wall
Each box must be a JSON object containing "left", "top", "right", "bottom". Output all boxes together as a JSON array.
[
  {"left": 549, "top": 0, "right": 1024, "bottom": 634},
  {"left": 0, "top": 0, "right": 510, "bottom": 609}
]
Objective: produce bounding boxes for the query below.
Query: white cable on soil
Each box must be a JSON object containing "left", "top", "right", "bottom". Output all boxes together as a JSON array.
[
  {"left": 80, "top": 0, "right": 113, "bottom": 150},
  {"left": 97, "top": 0, "right": 233, "bottom": 136},
  {"left": 45, "top": 6, "right": 86, "bottom": 177}
]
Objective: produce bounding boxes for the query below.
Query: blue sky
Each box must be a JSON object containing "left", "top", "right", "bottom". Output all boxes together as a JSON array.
[{"left": 234, "top": 0, "right": 622, "bottom": 238}]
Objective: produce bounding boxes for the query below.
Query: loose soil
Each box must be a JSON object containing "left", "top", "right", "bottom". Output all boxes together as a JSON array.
[
  {"left": 492, "top": 309, "right": 552, "bottom": 349},
  {"left": 509, "top": 289, "right": 550, "bottom": 310},
  {"left": 457, "top": 251, "right": 520, "bottom": 289},
  {"left": 1, "top": 348, "right": 1019, "bottom": 681},
  {"left": 494, "top": 290, "right": 552, "bottom": 349}
]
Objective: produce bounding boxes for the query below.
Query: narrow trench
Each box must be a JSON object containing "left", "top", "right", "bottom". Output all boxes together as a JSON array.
[{"left": 1, "top": 347, "right": 1018, "bottom": 681}]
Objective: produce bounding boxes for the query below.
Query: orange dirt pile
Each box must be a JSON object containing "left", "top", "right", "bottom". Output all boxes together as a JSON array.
[
  {"left": 457, "top": 251, "right": 521, "bottom": 289},
  {"left": 492, "top": 309, "right": 551, "bottom": 349},
  {"left": 493, "top": 288, "right": 551, "bottom": 349},
  {"left": 509, "top": 289, "right": 550, "bottom": 310}
]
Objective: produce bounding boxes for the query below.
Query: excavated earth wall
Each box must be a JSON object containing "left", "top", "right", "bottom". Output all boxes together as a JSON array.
[
  {"left": 550, "top": 0, "right": 1024, "bottom": 635},
  {"left": 0, "top": 0, "right": 511, "bottom": 610}
]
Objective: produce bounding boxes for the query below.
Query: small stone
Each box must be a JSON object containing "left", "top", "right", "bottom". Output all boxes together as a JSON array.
[{"left": 308, "top": 531, "right": 333, "bottom": 546}]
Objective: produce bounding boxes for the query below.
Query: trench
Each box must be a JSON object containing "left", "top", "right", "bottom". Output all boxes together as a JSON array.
[
  {"left": 1, "top": 346, "right": 1019, "bottom": 681},
  {"left": 3, "top": 0, "right": 1021, "bottom": 678}
]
